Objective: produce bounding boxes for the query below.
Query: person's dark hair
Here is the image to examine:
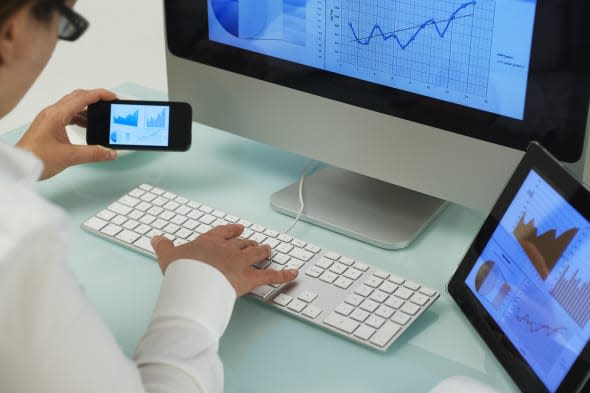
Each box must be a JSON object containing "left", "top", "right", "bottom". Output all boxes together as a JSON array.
[{"left": 0, "top": 0, "right": 64, "bottom": 28}]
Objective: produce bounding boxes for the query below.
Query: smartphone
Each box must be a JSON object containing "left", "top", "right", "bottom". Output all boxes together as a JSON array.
[{"left": 87, "top": 100, "right": 192, "bottom": 151}]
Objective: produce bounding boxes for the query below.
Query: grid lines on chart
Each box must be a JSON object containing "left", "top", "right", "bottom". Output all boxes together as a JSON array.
[{"left": 340, "top": 0, "right": 495, "bottom": 97}]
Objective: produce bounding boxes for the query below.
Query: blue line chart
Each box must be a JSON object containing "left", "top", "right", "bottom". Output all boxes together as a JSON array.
[{"left": 348, "top": 0, "right": 477, "bottom": 49}]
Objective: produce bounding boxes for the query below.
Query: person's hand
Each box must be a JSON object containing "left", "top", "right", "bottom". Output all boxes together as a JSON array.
[
  {"left": 151, "top": 224, "right": 299, "bottom": 296},
  {"left": 16, "top": 89, "right": 118, "bottom": 180}
]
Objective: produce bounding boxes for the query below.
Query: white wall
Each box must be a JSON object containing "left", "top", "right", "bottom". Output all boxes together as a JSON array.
[{"left": 1, "top": 0, "right": 167, "bottom": 132}]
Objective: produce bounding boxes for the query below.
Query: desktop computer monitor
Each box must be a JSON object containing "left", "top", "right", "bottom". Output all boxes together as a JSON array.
[{"left": 163, "top": 0, "right": 590, "bottom": 249}]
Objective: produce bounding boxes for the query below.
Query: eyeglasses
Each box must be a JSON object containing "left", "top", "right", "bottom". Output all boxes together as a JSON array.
[{"left": 56, "top": 3, "right": 89, "bottom": 41}]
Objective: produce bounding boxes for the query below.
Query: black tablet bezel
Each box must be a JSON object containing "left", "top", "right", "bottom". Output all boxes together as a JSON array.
[{"left": 448, "top": 141, "right": 590, "bottom": 393}]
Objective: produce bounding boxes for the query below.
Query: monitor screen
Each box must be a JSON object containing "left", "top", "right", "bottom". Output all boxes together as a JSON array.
[
  {"left": 166, "top": 0, "right": 590, "bottom": 162},
  {"left": 208, "top": 0, "right": 533, "bottom": 120},
  {"left": 109, "top": 104, "right": 170, "bottom": 147},
  {"left": 465, "top": 169, "right": 590, "bottom": 392}
]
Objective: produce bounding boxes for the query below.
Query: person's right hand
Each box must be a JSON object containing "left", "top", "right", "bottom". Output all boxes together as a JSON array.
[{"left": 151, "top": 224, "right": 299, "bottom": 296}]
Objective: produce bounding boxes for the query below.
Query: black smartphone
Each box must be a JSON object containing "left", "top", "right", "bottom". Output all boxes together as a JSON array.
[{"left": 87, "top": 100, "right": 192, "bottom": 151}]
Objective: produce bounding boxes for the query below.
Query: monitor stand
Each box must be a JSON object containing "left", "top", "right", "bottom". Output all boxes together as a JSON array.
[{"left": 270, "top": 166, "right": 447, "bottom": 249}]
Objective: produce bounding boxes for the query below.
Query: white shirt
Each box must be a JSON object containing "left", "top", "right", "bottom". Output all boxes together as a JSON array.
[{"left": 0, "top": 143, "right": 236, "bottom": 393}]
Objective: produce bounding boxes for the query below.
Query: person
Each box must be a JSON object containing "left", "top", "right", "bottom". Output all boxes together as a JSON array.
[{"left": 0, "top": 1, "right": 298, "bottom": 392}]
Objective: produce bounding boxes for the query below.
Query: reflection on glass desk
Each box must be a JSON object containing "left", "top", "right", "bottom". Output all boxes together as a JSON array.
[{"left": 1, "top": 84, "right": 519, "bottom": 393}]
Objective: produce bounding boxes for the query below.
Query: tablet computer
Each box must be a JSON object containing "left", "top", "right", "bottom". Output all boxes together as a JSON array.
[{"left": 448, "top": 141, "right": 590, "bottom": 393}]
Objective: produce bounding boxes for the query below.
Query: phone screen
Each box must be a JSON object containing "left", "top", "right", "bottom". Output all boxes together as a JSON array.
[{"left": 109, "top": 103, "right": 170, "bottom": 147}]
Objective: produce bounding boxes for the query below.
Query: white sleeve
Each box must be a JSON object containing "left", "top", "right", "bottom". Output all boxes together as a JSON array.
[
  {"left": 0, "top": 223, "right": 235, "bottom": 393},
  {"left": 134, "top": 260, "right": 237, "bottom": 393},
  {"left": 0, "top": 143, "right": 237, "bottom": 393}
]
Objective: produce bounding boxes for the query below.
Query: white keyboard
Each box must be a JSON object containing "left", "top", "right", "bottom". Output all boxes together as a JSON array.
[{"left": 82, "top": 184, "right": 440, "bottom": 351}]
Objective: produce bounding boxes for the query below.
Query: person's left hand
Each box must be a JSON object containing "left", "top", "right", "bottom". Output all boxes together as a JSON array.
[{"left": 16, "top": 89, "right": 118, "bottom": 180}]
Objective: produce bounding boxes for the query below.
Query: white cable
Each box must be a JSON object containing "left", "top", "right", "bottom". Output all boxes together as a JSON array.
[{"left": 284, "top": 160, "right": 317, "bottom": 234}]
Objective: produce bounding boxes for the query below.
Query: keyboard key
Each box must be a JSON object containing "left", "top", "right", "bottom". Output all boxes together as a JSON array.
[
  {"left": 119, "top": 195, "right": 140, "bottom": 207},
  {"left": 319, "top": 271, "right": 338, "bottom": 284},
  {"left": 263, "top": 229, "right": 278, "bottom": 238},
  {"left": 128, "top": 210, "right": 144, "bottom": 221},
  {"left": 212, "top": 209, "right": 226, "bottom": 218},
  {"left": 171, "top": 215, "right": 187, "bottom": 226},
  {"left": 298, "top": 291, "right": 318, "bottom": 303},
  {"left": 350, "top": 309, "right": 369, "bottom": 323},
  {"left": 340, "top": 257, "right": 355, "bottom": 266},
  {"left": 134, "top": 224, "right": 151, "bottom": 235},
  {"left": 109, "top": 202, "right": 132, "bottom": 216},
  {"left": 287, "top": 299, "right": 307, "bottom": 313},
  {"left": 400, "top": 303, "right": 420, "bottom": 316},
  {"left": 100, "top": 223, "right": 122, "bottom": 237},
  {"left": 83, "top": 217, "right": 108, "bottom": 231},
  {"left": 292, "top": 239, "right": 306, "bottom": 248},
  {"left": 324, "top": 252, "right": 340, "bottom": 260},
  {"left": 410, "top": 293, "right": 430, "bottom": 306},
  {"left": 163, "top": 192, "right": 177, "bottom": 200},
  {"left": 394, "top": 287, "right": 414, "bottom": 300},
  {"left": 250, "top": 285, "right": 275, "bottom": 299},
  {"left": 115, "top": 229, "right": 140, "bottom": 244},
  {"left": 343, "top": 268, "right": 363, "bottom": 281},
  {"left": 329, "top": 262, "right": 347, "bottom": 275},
  {"left": 251, "top": 224, "right": 265, "bottom": 232},
  {"left": 385, "top": 296, "right": 404, "bottom": 309},
  {"left": 273, "top": 294, "right": 292, "bottom": 307},
  {"left": 344, "top": 294, "right": 364, "bottom": 307},
  {"left": 365, "top": 276, "right": 383, "bottom": 288},
  {"left": 365, "top": 315, "right": 385, "bottom": 329},
  {"left": 147, "top": 206, "right": 163, "bottom": 216},
  {"left": 369, "top": 290, "right": 389, "bottom": 303},
  {"left": 353, "top": 262, "right": 369, "bottom": 272},
  {"left": 140, "top": 192, "right": 156, "bottom": 202},
  {"left": 403, "top": 281, "right": 421, "bottom": 291},
  {"left": 286, "top": 259, "right": 304, "bottom": 270},
  {"left": 370, "top": 322, "right": 401, "bottom": 347},
  {"left": 373, "top": 270, "right": 390, "bottom": 279},
  {"left": 133, "top": 236, "right": 154, "bottom": 253},
  {"left": 315, "top": 257, "right": 333, "bottom": 269},
  {"left": 289, "top": 248, "right": 313, "bottom": 262},
  {"left": 353, "top": 325, "right": 376, "bottom": 341},
  {"left": 159, "top": 211, "right": 175, "bottom": 221},
  {"left": 379, "top": 281, "right": 398, "bottom": 294},
  {"left": 174, "top": 196, "right": 189, "bottom": 204},
  {"left": 111, "top": 215, "right": 127, "bottom": 226},
  {"left": 305, "top": 266, "right": 323, "bottom": 278},
  {"left": 123, "top": 220, "right": 139, "bottom": 230},
  {"left": 388, "top": 274, "right": 405, "bottom": 285},
  {"left": 375, "top": 305, "right": 395, "bottom": 319},
  {"left": 334, "top": 303, "right": 354, "bottom": 316},
  {"left": 139, "top": 214, "right": 156, "bottom": 225},
  {"left": 96, "top": 209, "right": 116, "bottom": 221},
  {"left": 272, "top": 253, "right": 290, "bottom": 265},
  {"left": 302, "top": 306, "right": 322, "bottom": 319},
  {"left": 354, "top": 285, "right": 373, "bottom": 298},
  {"left": 136, "top": 202, "right": 151, "bottom": 212},
  {"left": 323, "top": 313, "right": 359, "bottom": 334},
  {"left": 305, "top": 244, "right": 321, "bottom": 254},
  {"left": 359, "top": 299, "right": 379, "bottom": 313},
  {"left": 277, "top": 243, "right": 293, "bottom": 254},
  {"left": 392, "top": 311, "right": 411, "bottom": 325},
  {"left": 277, "top": 234, "right": 292, "bottom": 243},
  {"left": 334, "top": 277, "right": 353, "bottom": 289}
]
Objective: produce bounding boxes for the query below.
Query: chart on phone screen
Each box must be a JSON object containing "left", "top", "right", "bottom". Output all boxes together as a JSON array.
[{"left": 109, "top": 104, "right": 170, "bottom": 146}]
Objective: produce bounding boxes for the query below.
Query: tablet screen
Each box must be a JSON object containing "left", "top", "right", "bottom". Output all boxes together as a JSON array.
[{"left": 465, "top": 169, "right": 590, "bottom": 392}]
